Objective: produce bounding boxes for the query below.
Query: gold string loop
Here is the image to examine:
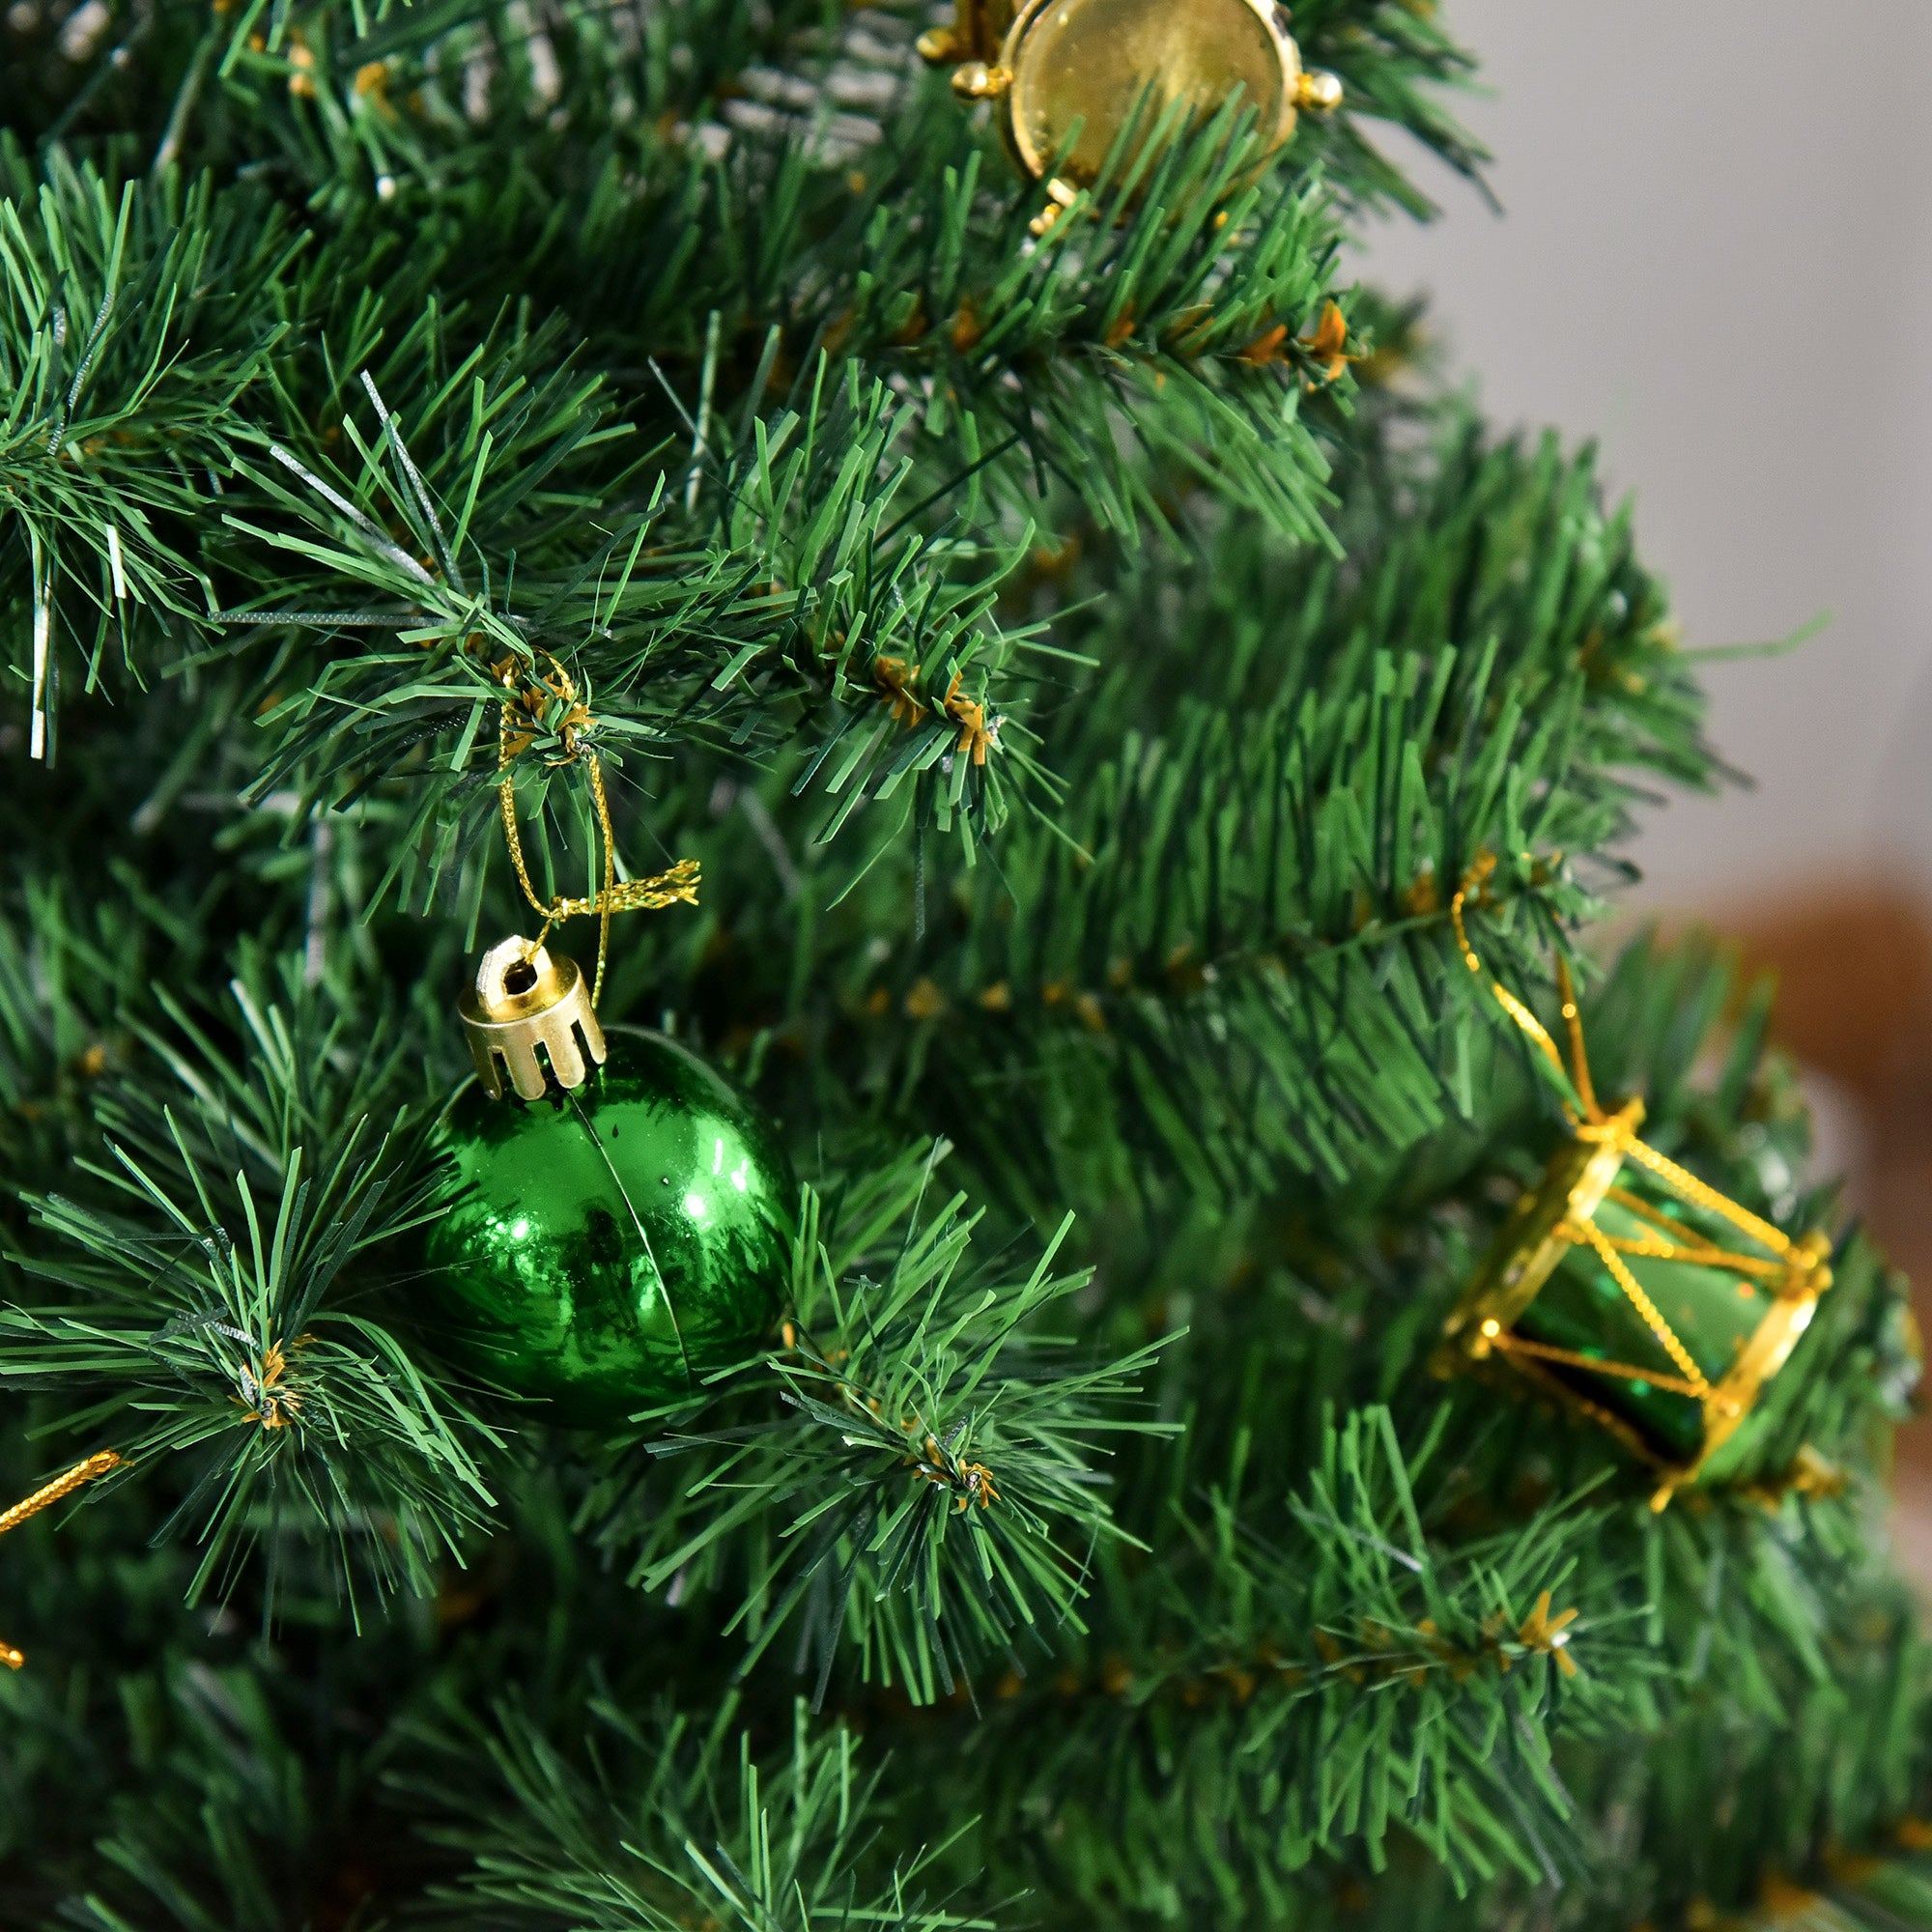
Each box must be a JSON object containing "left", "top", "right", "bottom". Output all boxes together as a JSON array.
[
  {"left": 1449, "top": 850, "right": 1594, "bottom": 1117},
  {"left": 0, "top": 1450, "right": 124, "bottom": 1669},
  {"left": 495, "top": 651, "right": 699, "bottom": 1008}
]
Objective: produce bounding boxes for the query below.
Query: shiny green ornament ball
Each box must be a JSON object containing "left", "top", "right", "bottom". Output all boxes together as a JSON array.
[{"left": 424, "top": 1030, "right": 795, "bottom": 1418}]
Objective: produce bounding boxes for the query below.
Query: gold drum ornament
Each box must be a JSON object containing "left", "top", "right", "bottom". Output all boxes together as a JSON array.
[
  {"left": 1436, "top": 1097, "right": 1832, "bottom": 1508},
  {"left": 1437, "top": 855, "right": 1834, "bottom": 1509}
]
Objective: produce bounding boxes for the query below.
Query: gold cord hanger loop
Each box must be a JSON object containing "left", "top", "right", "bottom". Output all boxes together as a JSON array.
[
  {"left": 1450, "top": 851, "right": 1590, "bottom": 1114},
  {"left": 0, "top": 1450, "right": 124, "bottom": 1668},
  {"left": 495, "top": 651, "right": 699, "bottom": 1008}
]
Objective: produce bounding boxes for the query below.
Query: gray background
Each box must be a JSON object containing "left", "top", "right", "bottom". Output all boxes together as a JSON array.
[{"left": 1358, "top": 0, "right": 1932, "bottom": 911}]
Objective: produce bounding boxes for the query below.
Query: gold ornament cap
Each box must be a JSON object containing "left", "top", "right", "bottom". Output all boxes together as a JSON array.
[{"left": 459, "top": 936, "right": 608, "bottom": 1101}]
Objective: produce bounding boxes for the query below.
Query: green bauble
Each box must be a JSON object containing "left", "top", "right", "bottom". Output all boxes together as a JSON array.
[{"left": 425, "top": 1029, "right": 794, "bottom": 1418}]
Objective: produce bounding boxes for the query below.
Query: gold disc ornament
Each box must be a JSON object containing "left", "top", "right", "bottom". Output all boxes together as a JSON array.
[{"left": 921, "top": 0, "right": 1340, "bottom": 216}]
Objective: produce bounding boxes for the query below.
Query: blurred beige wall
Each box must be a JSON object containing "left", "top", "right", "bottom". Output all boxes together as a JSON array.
[{"left": 1359, "top": 0, "right": 1932, "bottom": 911}]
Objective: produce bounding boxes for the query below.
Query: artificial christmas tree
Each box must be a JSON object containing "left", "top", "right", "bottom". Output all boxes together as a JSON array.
[{"left": 0, "top": 3, "right": 1925, "bottom": 1928}]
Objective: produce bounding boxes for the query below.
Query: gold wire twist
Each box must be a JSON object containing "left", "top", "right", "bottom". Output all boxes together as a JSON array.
[
  {"left": 1618, "top": 1135, "right": 1797, "bottom": 1260},
  {"left": 1601, "top": 1186, "right": 1789, "bottom": 1278},
  {"left": 1562, "top": 1215, "right": 1711, "bottom": 1394},
  {"left": 0, "top": 1450, "right": 124, "bottom": 1669},
  {"left": 1486, "top": 1330, "right": 1709, "bottom": 1402},
  {"left": 496, "top": 652, "right": 700, "bottom": 1007},
  {"left": 1451, "top": 853, "right": 1820, "bottom": 1411}
]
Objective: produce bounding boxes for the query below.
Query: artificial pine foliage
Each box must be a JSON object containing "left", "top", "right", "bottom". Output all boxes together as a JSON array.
[{"left": 0, "top": 2, "right": 1924, "bottom": 1927}]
